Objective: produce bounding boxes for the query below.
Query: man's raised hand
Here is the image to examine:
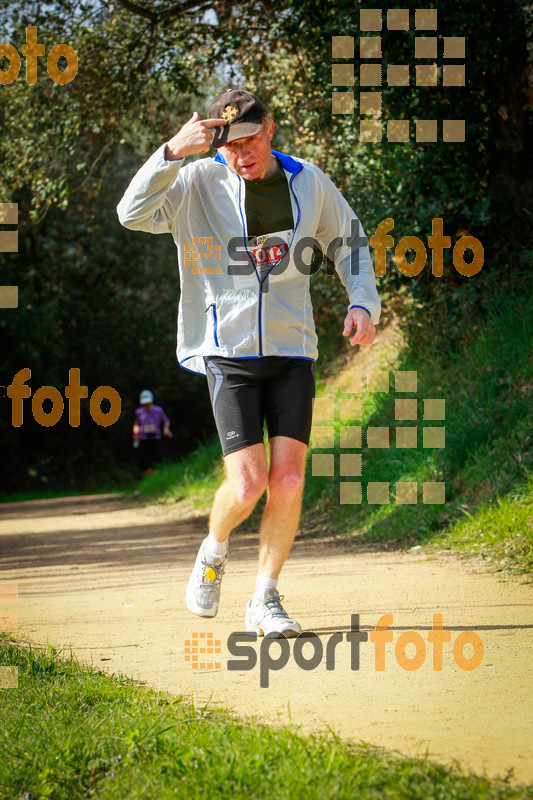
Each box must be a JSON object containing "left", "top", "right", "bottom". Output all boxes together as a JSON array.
[{"left": 165, "top": 111, "right": 227, "bottom": 161}]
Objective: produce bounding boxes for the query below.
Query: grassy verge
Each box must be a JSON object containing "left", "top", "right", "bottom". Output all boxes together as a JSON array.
[
  {"left": 0, "top": 636, "right": 529, "bottom": 800},
  {"left": 135, "top": 437, "right": 223, "bottom": 510},
  {"left": 304, "top": 286, "right": 533, "bottom": 571},
  {"left": 436, "top": 479, "right": 533, "bottom": 570}
]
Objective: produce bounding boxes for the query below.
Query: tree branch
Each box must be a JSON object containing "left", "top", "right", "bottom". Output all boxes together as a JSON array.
[
  {"left": 165, "top": 0, "right": 215, "bottom": 21},
  {"left": 114, "top": 0, "right": 216, "bottom": 23},
  {"left": 114, "top": 0, "right": 157, "bottom": 22}
]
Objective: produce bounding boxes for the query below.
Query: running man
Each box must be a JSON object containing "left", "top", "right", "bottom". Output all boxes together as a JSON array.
[{"left": 117, "top": 89, "right": 380, "bottom": 637}]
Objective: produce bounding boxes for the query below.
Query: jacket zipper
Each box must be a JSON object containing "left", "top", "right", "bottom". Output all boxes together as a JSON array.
[
  {"left": 237, "top": 177, "right": 264, "bottom": 355},
  {"left": 237, "top": 169, "right": 302, "bottom": 359},
  {"left": 206, "top": 303, "right": 219, "bottom": 347},
  {"left": 258, "top": 283, "right": 264, "bottom": 356}
]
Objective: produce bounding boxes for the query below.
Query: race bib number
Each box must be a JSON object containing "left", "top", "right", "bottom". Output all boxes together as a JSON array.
[
  {"left": 250, "top": 229, "right": 292, "bottom": 275},
  {"left": 231, "top": 229, "right": 293, "bottom": 289}
]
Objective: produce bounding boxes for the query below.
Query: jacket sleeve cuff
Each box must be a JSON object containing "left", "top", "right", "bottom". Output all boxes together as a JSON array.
[
  {"left": 163, "top": 145, "right": 185, "bottom": 164},
  {"left": 155, "top": 142, "right": 184, "bottom": 167},
  {"left": 349, "top": 304, "right": 371, "bottom": 318}
]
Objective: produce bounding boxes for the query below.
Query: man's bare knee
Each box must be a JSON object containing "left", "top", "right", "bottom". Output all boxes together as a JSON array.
[
  {"left": 233, "top": 472, "right": 268, "bottom": 506},
  {"left": 224, "top": 444, "right": 268, "bottom": 508},
  {"left": 268, "top": 468, "right": 305, "bottom": 499}
]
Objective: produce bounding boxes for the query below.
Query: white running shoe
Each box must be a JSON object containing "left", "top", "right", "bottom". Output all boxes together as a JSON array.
[
  {"left": 186, "top": 539, "right": 226, "bottom": 618},
  {"left": 245, "top": 589, "right": 301, "bottom": 638}
]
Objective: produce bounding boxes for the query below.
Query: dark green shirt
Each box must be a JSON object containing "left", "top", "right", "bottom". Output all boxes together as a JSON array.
[{"left": 244, "top": 159, "right": 294, "bottom": 237}]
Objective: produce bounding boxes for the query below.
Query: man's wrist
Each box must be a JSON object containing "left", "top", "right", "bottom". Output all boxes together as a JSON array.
[
  {"left": 349, "top": 305, "right": 370, "bottom": 318},
  {"left": 164, "top": 143, "right": 184, "bottom": 161}
]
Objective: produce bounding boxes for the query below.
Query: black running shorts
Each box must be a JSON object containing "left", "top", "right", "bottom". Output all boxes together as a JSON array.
[{"left": 204, "top": 356, "right": 315, "bottom": 456}]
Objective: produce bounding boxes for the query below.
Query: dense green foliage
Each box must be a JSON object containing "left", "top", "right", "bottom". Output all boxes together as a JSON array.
[
  {"left": 0, "top": 0, "right": 531, "bottom": 492},
  {"left": 307, "top": 279, "right": 533, "bottom": 569},
  {"left": 0, "top": 635, "right": 529, "bottom": 798}
]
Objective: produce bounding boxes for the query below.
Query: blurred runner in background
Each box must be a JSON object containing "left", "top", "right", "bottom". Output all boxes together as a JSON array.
[{"left": 133, "top": 390, "right": 172, "bottom": 474}]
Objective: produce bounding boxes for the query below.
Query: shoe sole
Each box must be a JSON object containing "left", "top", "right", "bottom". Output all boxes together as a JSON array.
[
  {"left": 186, "top": 603, "right": 218, "bottom": 618},
  {"left": 185, "top": 585, "right": 219, "bottom": 618},
  {"left": 245, "top": 623, "right": 301, "bottom": 638}
]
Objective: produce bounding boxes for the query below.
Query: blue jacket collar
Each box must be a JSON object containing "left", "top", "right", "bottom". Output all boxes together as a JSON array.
[{"left": 213, "top": 148, "right": 303, "bottom": 175}]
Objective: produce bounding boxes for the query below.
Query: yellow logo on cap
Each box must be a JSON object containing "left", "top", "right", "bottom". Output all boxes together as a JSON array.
[{"left": 222, "top": 105, "right": 238, "bottom": 122}]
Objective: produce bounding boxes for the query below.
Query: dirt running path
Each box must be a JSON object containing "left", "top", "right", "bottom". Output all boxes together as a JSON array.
[{"left": 0, "top": 493, "right": 532, "bottom": 786}]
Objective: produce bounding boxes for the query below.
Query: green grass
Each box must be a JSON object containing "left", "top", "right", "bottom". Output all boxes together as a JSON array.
[
  {"left": 436, "top": 479, "right": 533, "bottom": 571},
  {"left": 300, "top": 287, "right": 533, "bottom": 571},
  {"left": 0, "top": 636, "right": 529, "bottom": 800},
  {"left": 136, "top": 437, "right": 224, "bottom": 510}
]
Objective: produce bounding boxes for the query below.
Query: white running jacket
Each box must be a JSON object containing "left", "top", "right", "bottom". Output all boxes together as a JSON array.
[{"left": 117, "top": 145, "right": 381, "bottom": 375}]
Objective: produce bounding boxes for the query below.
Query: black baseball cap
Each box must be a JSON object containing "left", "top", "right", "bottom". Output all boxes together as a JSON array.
[{"left": 209, "top": 89, "right": 269, "bottom": 149}]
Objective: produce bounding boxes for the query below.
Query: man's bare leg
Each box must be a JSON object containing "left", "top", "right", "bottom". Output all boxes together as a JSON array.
[
  {"left": 257, "top": 436, "right": 308, "bottom": 578},
  {"left": 187, "top": 442, "right": 268, "bottom": 617},
  {"left": 208, "top": 442, "right": 269, "bottom": 542},
  {"left": 244, "top": 436, "right": 308, "bottom": 636},
  {"left": 188, "top": 436, "right": 307, "bottom": 622},
  {"left": 209, "top": 436, "right": 307, "bottom": 574}
]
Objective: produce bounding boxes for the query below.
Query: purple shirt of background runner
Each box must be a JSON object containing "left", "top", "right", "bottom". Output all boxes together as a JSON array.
[{"left": 134, "top": 405, "right": 170, "bottom": 440}]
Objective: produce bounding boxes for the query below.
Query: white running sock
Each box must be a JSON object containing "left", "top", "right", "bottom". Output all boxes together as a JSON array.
[
  {"left": 204, "top": 532, "right": 228, "bottom": 559},
  {"left": 253, "top": 575, "right": 278, "bottom": 602}
]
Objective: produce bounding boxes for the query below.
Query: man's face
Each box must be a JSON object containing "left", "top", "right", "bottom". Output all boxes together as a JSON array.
[{"left": 219, "top": 119, "right": 275, "bottom": 180}]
